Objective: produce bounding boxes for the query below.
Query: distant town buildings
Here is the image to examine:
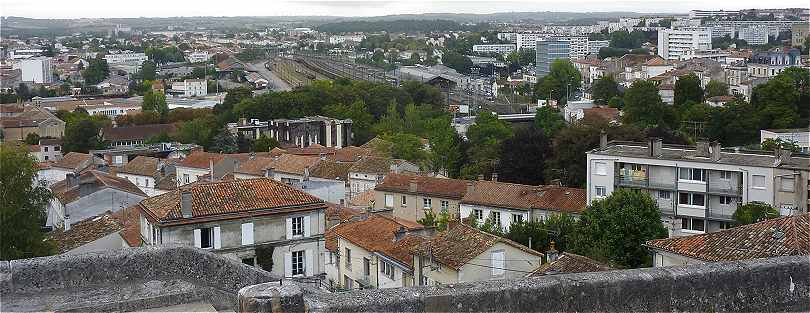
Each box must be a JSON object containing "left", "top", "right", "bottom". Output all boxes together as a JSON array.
[
  {"left": 12, "top": 57, "right": 53, "bottom": 83},
  {"left": 472, "top": 44, "right": 516, "bottom": 54},
  {"left": 657, "top": 28, "right": 712, "bottom": 60},
  {"left": 104, "top": 51, "right": 148, "bottom": 65},
  {"left": 536, "top": 39, "right": 571, "bottom": 77}
]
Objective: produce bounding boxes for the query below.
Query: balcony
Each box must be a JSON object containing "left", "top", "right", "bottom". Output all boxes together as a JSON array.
[
  {"left": 615, "top": 172, "right": 648, "bottom": 188},
  {"left": 707, "top": 208, "right": 735, "bottom": 221},
  {"left": 708, "top": 183, "right": 742, "bottom": 196}
]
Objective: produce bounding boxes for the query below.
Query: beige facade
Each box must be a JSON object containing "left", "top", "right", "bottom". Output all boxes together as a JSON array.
[
  {"left": 413, "top": 242, "right": 543, "bottom": 286},
  {"left": 792, "top": 24, "right": 809, "bottom": 47},
  {"left": 325, "top": 238, "right": 414, "bottom": 290},
  {"left": 373, "top": 190, "right": 461, "bottom": 222}
]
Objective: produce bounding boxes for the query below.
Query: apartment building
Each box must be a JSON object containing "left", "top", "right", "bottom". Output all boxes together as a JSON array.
[
  {"left": 737, "top": 26, "right": 769, "bottom": 46},
  {"left": 170, "top": 79, "right": 207, "bottom": 97},
  {"left": 324, "top": 214, "right": 426, "bottom": 289},
  {"left": 137, "top": 178, "right": 328, "bottom": 277},
  {"left": 587, "top": 136, "right": 810, "bottom": 237},
  {"left": 472, "top": 44, "right": 516, "bottom": 55},
  {"left": 536, "top": 39, "right": 570, "bottom": 77},
  {"left": 657, "top": 28, "right": 712, "bottom": 60},
  {"left": 516, "top": 33, "right": 549, "bottom": 50},
  {"left": 348, "top": 157, "right": 418, "bottom": 199},
  {"left": 104, "top": 51, "right": 148, "bottom": 65},
  {"left": 760, "top": 128, "right": 810, "bottom": 153},
  {"left": 373, "top": 173, "right": 469, "bottom": 221},
  {"left": 12, "top": 57, "right": 53, "bottom": 83},
  {"left": 587, "top": 40, "right": 609, "bottom": 56}
]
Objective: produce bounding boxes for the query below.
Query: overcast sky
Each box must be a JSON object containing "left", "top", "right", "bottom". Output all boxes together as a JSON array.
[{"left": 2, "top": 0, "right": 808, "bottom": 19}]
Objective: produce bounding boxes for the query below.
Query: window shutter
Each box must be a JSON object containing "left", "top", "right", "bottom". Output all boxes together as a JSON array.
[
  {"left": 193, "top": 229, "right": 201, "bottom": 248},
  {"left": 241, "top": 223, "right": 254, "bottom": 246},
  {"left": 491, "top": 251, "right": 505, "bottom": 276},
  {"left": 286, "top": 217, "right": 293, "bottom": 239},
  {"left": 305, "top": 249, "right": 313, "bottom": 276},
  {"left": 284, "top": 252, "right": 292, "bottom": 278},
  {"left": 213, "top": 226, "right": 221, "bottom": 249},
  {"left": 303, "top": 215, "right": 311, "bottom": 237}
]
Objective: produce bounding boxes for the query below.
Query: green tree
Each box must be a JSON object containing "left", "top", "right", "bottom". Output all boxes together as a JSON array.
[
  {"left": 63, "top": 118, "right": 107, "bottom": 153},
  {"left": 216, "top": 86, "right": 253, "bottom": 123},
  {"left": 210, "top": 128, "right": 238, "bottom": 153},
  {"left": 704, "top": 80, "right": 729, "bottom": 98},
  {"left": 704, "top": 100, "right": 762, "bottom": 146},
  {"left": 732, "top": 202, "right": 779, "bottom": 226},
  {"left": 140, "top": 60, "right": 157, "bottom": 81},
  {"left": 533, "top": 59, "right": 581, "bottom": 105},
  {"left": 416, "top": 209, "right": 451, "bottom": 231},
  {"left": 252, "top": 134, "right": 279, "bottom": 152},
  {"left": 760, "top": 138, "right": 801, "bottom": 152},
  {"left": 575, "top": 188, "right": 667, "bottom": 268},
  {"left": 1, "top": 143, "right": 56, "bottom": 260},
  {"left": 591, "top": 76, "right": 620, "bottom": 105},
  {"left": 441, "top": 51, "right": 474, "bottom": 75},
  {"left": 175, "top": 117, "right": 217, "bottom": 148},
  {"left": 622, "top": 80, "right": 677, "bottom": 129},
  {"left": 498, "top": 126, "right": 551, "bottom": 185},
  {"left": 384, "top": 132, "right": 429, "bottom": 164},
  {"left": 372, "top": 102, "right": 404, "bottom": 135},
  {"left": 142, "top": 91, "right": 168, "bottom": 117},
  {"left": 533, "top": 106, "right": 566, "bottom": 138},
  {"left": 461, "top": 111, "right": 512, "bottom": 179},
  {"left": 24, "top": 133, "right": 40, "bottom": 145},
  {"left": 674, "top": 74, "right": 704, "bottom": 106},
  {"left": 324, "top": 100, "right": 375, "bottom": 143},
  {"left": 81, "top": 55, "right": 110, "bottom": 85}
]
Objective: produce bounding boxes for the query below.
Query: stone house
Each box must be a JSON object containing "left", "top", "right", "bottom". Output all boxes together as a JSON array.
[
  {"left": 115, "top": 156, "right": 176, "bottom": 197},
  {"left": 373, "top": 173, "right": 469, "bottom": 222},
  {"left": 47, "top": 170, "right": 147, "bottom": 230},
  {"left": 137, "top": 178, "right": 329, "bottom": 278},
  {"left": 347, "top": 157, "right": 418, "bottom": 199}
]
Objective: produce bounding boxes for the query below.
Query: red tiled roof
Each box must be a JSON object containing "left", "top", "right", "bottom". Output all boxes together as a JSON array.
[
  {"left": 326, "top": 214, "right": 425, "bottom": 267},
  {"left": 176, "top": 151, "right": 228, "bottom": 169},
  {"left": 103, "top": 124, "right": 177, "bottom": 141},
  {"left": 645, "top": 213, "right": 810, "bottom": 262},
  {"left": 462, "top": 182, "right": 586, "bottom": 214},
  {"left": 138, "top": 177, "right": 325, "bottom": 223},
  {"left": 349, "top": 156, "right": 393, "bottom": 174},
  {"left": 46, "top": 212, "right": 124, "bottom": 254},
  {"left": 309, "top": 159, "right": 352, "bottom": 181},
  {"left": 332, "top": 146, "right": 372, "bottom": 162},
  {"left": 412, "top": 222, "right": 543, "bottom": 270},
  {"left": 528, "top": 252, "right": 614, "bottom": 277},
  {"left": 51, "top": 152, "right": 93, "bottom": 171},
  {"left": 233, "top": 156, "right": 276, "bottom": 177},
  {"left": 583, "top": 107, "right": 620, "bottom": 123},
  {"left": 117, "top": 155, "right": 159, "bottom": 177},
  {"left": 326, "top": 203, "right": 364, "bottom": 223},
  {"left": 112, "top": 205, "right": 142, "bottom": 247},
  {"left": 51, "top": 170, "right": 147, "bottom": 204},
  {"left": 375, "top": 173, "right": 469, "bottom": 200}
]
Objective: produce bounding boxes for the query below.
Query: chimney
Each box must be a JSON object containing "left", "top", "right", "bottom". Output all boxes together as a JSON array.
[
  {"left": 303, "top": 167, "right": 310, "bottom": 181},
  {"left": 546, "top": 242, "right": 559, "bottom": 263},
  {"left": 209, "top": 158, "right": 214, "bottom": 181},
  {"left": 180, "top": 190, "right": 193, "bottom": 218},
  {"left": 466, "top": 182, "right": 475, "bottom": 194},
  {"left": 648, "top": 137, "right": 663, "bottom": 157},
  {"left": 491, "top": 172, "right": 498, "bottom": 182},
  {"left": 695, "top": 139, "right": 710, "bottom": 158},
  {"left": 599, "top": 130, "right": 607, "bottom": 148},
  {"left": 408, "top": 179, "right": 417, "bottom": 193},
  {"left": 709, "top": 141, "right": 721, "bottom": 162},
  {"left": 64, "top": 214, "right": 71, "bottom": 231}
]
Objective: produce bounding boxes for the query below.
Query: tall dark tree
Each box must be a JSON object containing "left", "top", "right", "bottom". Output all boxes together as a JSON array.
[
  {"left": 574, "top": 188, "right": 667, "bottom": 268},
  {"left": 81, "top": 55, "right": 110, "bottom": 85},
  {"left": 591, "top": 76, "right": 619, "bottom": 105},
  {"left": 704, "top": 80, "right": 729, "bottom": 98},
  {"left": 733, "top": 202, "right": 779, "bottom": 226},
  {"left": 210, "top": 128, "right": 238, "bottom": 153},
  {"left": 674, "top": 74, "right": 704, "bottom": 106},
  {"left": 498, "top": 126, "right": 551, "bottom": 185},
  {"left": 622, "top": 80, "right": 677, "bottom": 129},
  {"left": 0, "top": 143, "right": 56, "bottom": 260},
  {"left": 140, "top": 60, "right": 157, "bottom": 81},
  {"left": 534, "top": 59, "right": 582, "bottom": 105},
  {"left": 63, "top": 118, "right": 106, "bottom": 153},
  {"left": 533, "top": 106, "right": 566, "bottom": 138},
  {"left": 441, "top": 51, "right": 474, "bottom": 75}
]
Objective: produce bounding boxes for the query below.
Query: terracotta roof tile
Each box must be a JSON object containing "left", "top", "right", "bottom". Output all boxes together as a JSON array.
[
  {"left": 51, "top": 170, "right": 147, "bottom": 204},
  {"left": 309, "top": 160, "right": 352, "bottom": 181},
  {"left": 233, "top": 156, "right": 276, "bottom": 177},
  {"left": 331, "top": 146, "right": 373, "bottom": 162},
  {"left": 412, "top": 222, "right": 542, "bottom": 270},
  {"left": 645, "top": 213, "right": 810, "bottom": 262},
  {"left": 139, "top": 177, "right": 325, "bottom": 223},
  {"left": 349, "top": 156, "right": 393, "bottom": 174},
  {"left": 462, "top": 182, "right": 586, "bottom": 214},
  {"left": 103, "top": 124, "right": 177, "bottom": 141},
  {"left": 112, "top": 205, "right": 142, "bottom": 247},
  {"left": 528, "top": 252, "right": 614, "bottom": 276},
  {"left": 46, "top": 212, "right": 123, "bottom": 254},
  {"left": 176, "top": 151, "right": 229, "bottom": 169},
  {"left": 118, "top": 156, "right": 159, "bottom": 177},
  {"left": 326, "top": 214, "right": 425, "bottom": 267},
  {"left": 375, "top": 173, "right": 469, "bottom": 200},
  {"left": 326, "top": 204, "right": 364, "bottom": 223},
  {"left": 51, "top": 152, "right": 93, "bottom": 171}
]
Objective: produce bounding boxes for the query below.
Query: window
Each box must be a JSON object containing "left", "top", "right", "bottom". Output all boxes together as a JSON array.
[
  {"left": 631, "top": 164, "right": 643, "bottom": 171},
  {"left": 681, "top": 218, "right": 705, "bottom": 232},
  {"left": 512, "top": 214, "right": 523, "bottom": 224},
  {"left": 491, "top": 250, "right": 505, "bottom": 276},
  {"left": 594, "top": 162, "right": 607, "bottom": 175},
  {"left": 440, "top": 200, "right": 449, "bottom": 212},
  {"left": 401, "top": 196, "right": 407, "bottom": 206},
  {"left": 242, "top": 257, "right": 255, "bottom": 266},
  {"left": 291, "top": 216, "right": 304, "bottom": 236},
  {"left": 423, "top": 198, "right": 432, "bottom": 209},
  {"left": 679, "top": 168, "right": 705, "bottom": 182},
  {"left": 658, "top": 191, "right": 671, "bottom": 199},
  {"left": 490, "top": 211, "right": 501, "bottom": 227},
  {"left": 291, "top": 251, "right": 305, "bottom": 276},
  {"left": 473, "top": 209, "right": 483, "bottom": 221},
  {"left": 199, "top": 227, "right": 213, "bottom": 249},
  {"left": 719, "top": 221, "right": 734, "bottom": 230},
  {"left": 781, "top": 177, "right": 795, "bottom": 192},
  {"left": 344, "top": 248, "right": 352, "bottom": 270},
  {"left": 752, "top": 175, "right": 766, "bottom": 189},
  {"left": 719, "top": 171, "right": 732, "bottom": 180},
  {"left": 678, "top": 192, "right": 705, "bottom": 207},
  {"left": 420, "top": 274, "right": 429, "bottom": 286},
  {"left": 344, "top": 275, "right": 353, "bottom": 289},
  {"left": 54, "top": 146, "right": 60, "bottom": 151},
  {"left": 384, "top": 194, "right": 394, "bottom": 208},
  {"left": 183, "top": 174, "right": 190, "bottom": 183},
  {"left": 44, "top": 156, "right": 49, "bottom": 161},
  {"left": 114, "top": 155, "right": 124, "bottom": 164},
  {"left": 380, "top": 260, "right": 394, "bottom": 280},
  {"left": 363, "top": 258, "right": 370, "bottom": 276},
  {"left": 595, "top": 186, "right": 607, "bottom": 197},
  {"left": 241, "top": 222, "right": 254, "bottom": 245},
  {"left": 719, "top": 196, "right": 733, "bottom": 205},
  {"left": 44, "top": 146, "right": 48, "bottom": 152}
]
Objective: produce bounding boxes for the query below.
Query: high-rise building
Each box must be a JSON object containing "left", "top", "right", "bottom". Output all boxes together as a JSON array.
[
  {"left": 587, "top": 40, "right": 610, "bottom": 56},
  {"left": 737, "top": 26, "right": 769, "bottom": 45},
  {"left": 657, "top": 28, "right": 712, "bottom": 60},
  {"left": 536, "top": 39, "right": 571, "bottom": 77},
  {"left": 12, "top": 57, "right": 53, "bottom": 84}
]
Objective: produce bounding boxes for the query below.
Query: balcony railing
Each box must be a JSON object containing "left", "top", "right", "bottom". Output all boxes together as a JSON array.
[
  {"left": 707, "top": 209, "right": 735, "bottom": 221},
  {"left": 708, "top": 183, "right": 742, "bottom": 196},
  {"left": 615, "top": 173, "right": 648, "bottom": 188}
]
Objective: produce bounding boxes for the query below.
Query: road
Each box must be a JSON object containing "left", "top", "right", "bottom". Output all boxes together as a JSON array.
[{"left": 248, "top": 60, "right": 292, "bottom": 92}]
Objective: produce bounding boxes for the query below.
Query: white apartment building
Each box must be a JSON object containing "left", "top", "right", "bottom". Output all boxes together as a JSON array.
[
  {"left": 472, "top": 44, "right": 516, "bottom": 54},
  {"left": 515, "top": 33, "right": 549, "bottom": 50},
  {"left": 13, "top": 57, "right": 53, "bottom": 83},
  {"left": 587, "top": 137, "right": 810, "bottom": 238},
  {"left": 328, "top": 35, "right": 365, "bottom": 45},
  {"left": 83, "top": 101, "right": 141, "bottom": 118},
  {"left": 497, "top": 33, "right": 518, "bottom": 42},
  {"left": 186, "top": 51, "right": 211, "bottom": 63},
  {"left": 9, "top": 49, "right": 45, "bottom": 59},
  {"left": 104, "top": 52, "right": 148, "bottom": 65},
  {"left": 587, "top": 40, "right": 609, "bottom": 56},
  {"left": 761, "top": 128, "right": 810, "bottom": 153},
  {"left": 657, "top": 28, "right": 712, "bottom": 60},
  {"left": 171, "top": 79, "right": 208, "bottom": 97},
  {"left": 689, "top": 10, "right": 740, "bottom": 19},
  {"left": 737, "top": 26, "right": 769, "bottom": 45}
]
